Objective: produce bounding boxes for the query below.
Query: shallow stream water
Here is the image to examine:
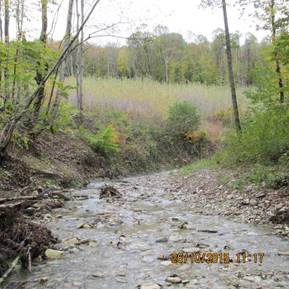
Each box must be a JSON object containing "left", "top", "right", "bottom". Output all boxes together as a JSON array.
[{"left": 6, "top": 172, "right": 289, "bottom": 289}]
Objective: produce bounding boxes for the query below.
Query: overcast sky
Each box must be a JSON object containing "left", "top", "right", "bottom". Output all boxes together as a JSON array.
[{"left": 21, "top": 0, "right": 266, "bottom": 45}]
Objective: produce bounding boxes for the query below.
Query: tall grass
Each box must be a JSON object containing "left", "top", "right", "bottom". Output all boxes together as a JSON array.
[{"left": 67, "top": 77, "right": 246, "bottom": 121}]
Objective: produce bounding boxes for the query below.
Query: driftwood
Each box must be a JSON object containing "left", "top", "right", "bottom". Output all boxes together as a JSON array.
[
  {"left": 0, "top": 235, "right": 30, "bottom": 285},
  {"left": 0, "top": 255, "right": 20, "bottom": 285},
  {"left": 100, "top": 185, "right": 122, "bottom": 199},
  {"left": 0, "top": 200, "right": 38, "bottom": 217},
  {"left": 0, "top": 189, "right": 70, "bottom": 206}
]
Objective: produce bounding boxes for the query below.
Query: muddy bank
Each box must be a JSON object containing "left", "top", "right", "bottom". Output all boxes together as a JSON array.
[
  {"left": 0, "top": 133, "right": 108, "bottom": 198},
  {"left": 171, "top": 169, "right": 289, "bottom": 239},
  {"left": 0, "top": 130, "right": 202, "bottom": 199},
  {"left": 5, "top": 172, "right": 289, "bottom": 289}
]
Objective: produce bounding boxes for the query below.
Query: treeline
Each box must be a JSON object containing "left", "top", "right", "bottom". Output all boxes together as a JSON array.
[{"left": 82, "top": 27, "right": 262, "bottom": 86}]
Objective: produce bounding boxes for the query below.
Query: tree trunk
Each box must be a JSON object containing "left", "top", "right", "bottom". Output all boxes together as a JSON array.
[
  {"left": 222, "top": 0, "right": 241, "bottom": 132},
  {"left": 0, "top": 1, "right": 3, "bottom": 41},
  {"left": 50, "top": 0, "right": 74, "bottom": 117},
  {"left": 164, "top": 58, "right": 169, "bottom": 83},
  {"left": 0, "top": 1, "right": 3, "bottom": 107},
  {"left": 4, "top": 0, "right": 9, "bottom": 44},
  {"left": 32, "top": 0, "right": 48, "bottom": 121},
  {"left": 270, "top": 0, "right": 284, "bottom": 103},
  {"left": 76, "top": 0, "right": 84, "bottom": 115},
  {"left": 3, "top": 0, "right": 9, "bottom": 107}
]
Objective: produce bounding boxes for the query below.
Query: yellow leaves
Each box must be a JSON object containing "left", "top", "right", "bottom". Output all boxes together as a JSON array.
[{"left": 185, "top": 130, "right": 208, "bottom": 144}]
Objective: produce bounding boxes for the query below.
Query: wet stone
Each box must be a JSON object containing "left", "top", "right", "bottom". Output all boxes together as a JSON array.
[
  {"left": 156, "top": 237, "right": 168, "bottom": 243},
  {"left": 45, "top": 249, "right": 64, "bottom": 260},
  {"left": 165, "top": 274, "right": 182, "bottom": 284},
  {"left": 137, "top": 284, "right": 163, "bottom": 289}
]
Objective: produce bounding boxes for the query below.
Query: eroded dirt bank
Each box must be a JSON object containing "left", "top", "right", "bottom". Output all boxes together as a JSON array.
[{"left": 5, "top": 172, "right": 289, "bottom": 289}]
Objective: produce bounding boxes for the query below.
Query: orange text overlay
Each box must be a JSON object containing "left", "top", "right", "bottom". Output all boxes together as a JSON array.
[{"left": 170, "top": 252, "right": 265, "bottom": 264}]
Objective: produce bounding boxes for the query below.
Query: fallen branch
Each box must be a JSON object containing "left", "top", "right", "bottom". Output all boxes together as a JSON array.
[
  {"left": 0, "top": 189, "right": 70, "bottom": 205},
  {"left": 0, "top": 234, "right": 30, "bottom": 285},
  {"left": 0, "top": 255, "right": 20, "bottom": 285}
]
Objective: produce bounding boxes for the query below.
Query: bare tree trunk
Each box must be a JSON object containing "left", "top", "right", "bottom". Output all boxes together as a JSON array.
[
  {"left": 11, "top": 0, "right": 23, "bottom": 103},
  {"left": 32, "top": 0, "right": 48, "bottom": 121},
  {"left": 77, "top": 0, "right": 84, "bottom": 115},
  {"left": 75, "top": 0, "right": 84, "bottom": 115},
  {"left": 270, "top": 0, "right": 284, "bottom": 103},
  {"left": 0, "top": 1, "right": 3, "bottom": 107},
  {"left": 49, "top": 0, "right": 74, "bottom": 117},
  {"left": 164, "top": 58, "right": 169, "bottom": 83},
  {"left": 0, "top": 1, "right": 3, "bottom": 41},
  {"left": 222, "top": 0, "right": 241, "bottom": 132},
  {"left": 3, "top": 0, "right": 9, "bottom": 107},
  {"left": 4, "top": 0, "right": 8, "bottom": 44}
]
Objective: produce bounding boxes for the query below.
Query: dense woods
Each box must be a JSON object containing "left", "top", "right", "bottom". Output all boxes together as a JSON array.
[{"left": 81, "top": 28, "right": 262, "bottom": 86}]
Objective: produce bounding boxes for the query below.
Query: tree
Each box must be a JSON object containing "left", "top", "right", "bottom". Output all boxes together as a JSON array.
[
  {"left": 238, "top": 0, "right": 287, "bottom": 102},
  {"left": 222, "top": 0, "right": 241, "bottom": 131},
  {"left": 50, "top": 0, "right": 74, "bottom": 118},
  {"left": 32, "top": 0, "right": 48, "bottom": 122},
  {"left": 202, "top": 0, "right": 241, "bottom": 132},
  {"left": 76, "top": 0, "right": 84, "bottom": 115},
  {"left": 0, "top": 0, "right": 102, "bottom": 158}
]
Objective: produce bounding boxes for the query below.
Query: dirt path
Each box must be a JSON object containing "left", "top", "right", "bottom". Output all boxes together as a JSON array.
[{"left": 6, "top": 172, "right": 289, "bottom": 289}]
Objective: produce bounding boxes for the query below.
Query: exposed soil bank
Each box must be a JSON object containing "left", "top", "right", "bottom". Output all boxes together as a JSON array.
[{"left": 0, "top": 131, "right": 200, "bottom": 199}]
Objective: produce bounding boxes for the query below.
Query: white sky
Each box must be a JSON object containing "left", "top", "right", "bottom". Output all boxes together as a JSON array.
[{"left": 20, "top": 0, "right": 266, "bottom": 46}]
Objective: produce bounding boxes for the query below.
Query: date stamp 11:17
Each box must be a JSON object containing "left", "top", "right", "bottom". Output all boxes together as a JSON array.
[{"left": 170, "top": 251, "right": 265, "bottom": 264}]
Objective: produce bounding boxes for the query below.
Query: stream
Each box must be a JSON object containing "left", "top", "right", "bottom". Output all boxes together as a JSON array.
[{"left": 6, "top": 172, "right": 289, "bottom": 289}]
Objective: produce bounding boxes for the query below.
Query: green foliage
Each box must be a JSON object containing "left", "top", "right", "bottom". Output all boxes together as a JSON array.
[
  {"left": 84, "top": 26, "right": 259, "bottom": 86},
  {"left": 166, "top": 101, "right": 200, "bottom": 136},
  {"left": 213, "top": 108, "right": 234, "bottom": 126},
  {"left": 218, "top": 105, "right": 289, "bottom": 165},
  {"left": 245, "top": 164, "right": 289, "bottom": 189},
  {"left": 80, "top": 125, "right": 120, "bottom": 155},
  {"left": 52, "top": 102, "right": 78, "bottom": 132},
  {"left": 180, "top": 158, "right": 216, "bottom": 175}
]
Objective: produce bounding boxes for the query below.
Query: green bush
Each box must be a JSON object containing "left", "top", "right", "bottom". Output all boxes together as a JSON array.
[
  {"left": 218, "top": 105, "right": 289, "bottom": 165},
  {"left": 79, "top": 125, "right": 120, "bottom": 155},
  {"left": 166, "top": 101, "right": 200, "bottom": 136},
  {"left": 245, "top": 164, "right": 289, "bottom": 189}
]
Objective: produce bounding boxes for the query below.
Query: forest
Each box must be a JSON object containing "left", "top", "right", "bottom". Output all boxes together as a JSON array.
[{"left": 0, "top": 0, "right": 289, "bottom": 288}]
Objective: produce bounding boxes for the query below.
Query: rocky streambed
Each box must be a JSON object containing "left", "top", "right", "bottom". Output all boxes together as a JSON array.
[{"left": 5, "top": 172, "right": 289, "bottom": 289}]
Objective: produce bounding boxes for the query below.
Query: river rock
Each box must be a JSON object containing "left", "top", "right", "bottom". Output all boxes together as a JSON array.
[
  {"left": 91, "top": 272, "right": 105, "bottom": 278},
  {"left": 137, "top": 284, "right": 163, "bottom": 289},
  {"left": 278, "top": 252, "right": 289, "bottom": 257},
  {"left": 243, "top": 275, "right": 262, "bottom": 283},
  {"left": 249, "top": 199, "right": 258, "bottom": 206},
  {"left": 165, "top": 274, "right": 182, "bottom": 284},
  {"left": 256, "top": 192, "right": 266, "bottom": 198},
  {"left": 156, "top": 237, "right": 168, "bottom": 243},
  {"left": 196, "top": 242, "right": 210, "bottom": 249},
  {"left": 62, "top": 237, "right": 80, "bottom": 249},
  {"left": 45, "top": 249, "right": 64, "bottom": 259},
  {"left": 78, "top": 223, "right": 93, "bottom": 229}
]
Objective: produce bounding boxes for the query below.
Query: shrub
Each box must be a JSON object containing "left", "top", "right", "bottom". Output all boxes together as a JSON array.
[
  {"left": 166, "top": 101, "right": 200, "bottom": 136},
  {"left": 246, "top": 164, "right": 289, "bottom": 189},
  {"left": 80, "top": 125, "right": 120, "bottom": 155},
  {"left": 213, "top": 108, "right": 234, "bottom": 127},
  {"left": 52, "top": 102, "right": 78, "bottom": 132},
  {"left": 218, "top": 105, "right": 289, "bottom": 165}
]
